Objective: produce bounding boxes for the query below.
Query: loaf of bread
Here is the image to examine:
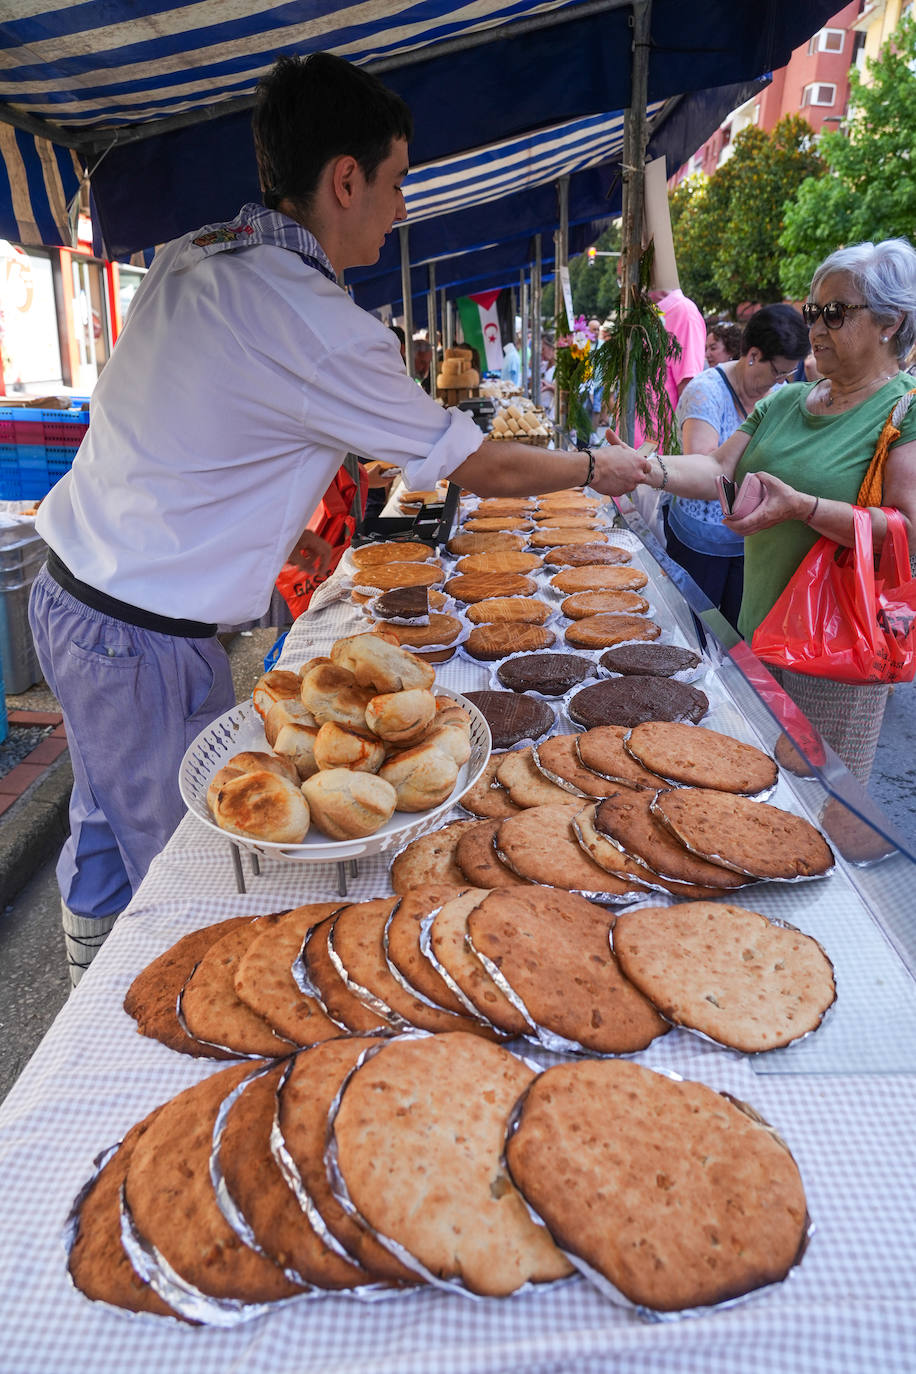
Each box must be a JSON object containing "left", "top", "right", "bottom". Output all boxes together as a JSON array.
[
  {"left": 312, "top": 721, "right": 386, "bottom": 773},
  {"left": 302, "top": 768, "right": 398, "bottom": 839},
  {"left": 365, "top": 688, "right": 437, "bottom": 745},
  {"left": 212, "top": 770, "right": 310, "bottom": 844}
]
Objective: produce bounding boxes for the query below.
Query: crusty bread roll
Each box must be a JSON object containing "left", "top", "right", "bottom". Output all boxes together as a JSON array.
[
  {"left": 264, "top": 697, "right": 317, "bottom": 748},
  {"left": 313, "top": 721, "right": 386, "bottom": 773},
  {"left": 419, "top": 719, "right": 472, "bottom": 767},
  {"left": 330, "top": 632, "right": 435, "bottom": 694},
  {"left": 272, "top": 722, "right": 321, "bottom": 780},
  {"left": 252, "top": 669, "right": 301, "bottom": 721},
  {"left": 300, "top": 662, "right": 376, "bottom": 729},
  {"left": 302, "top": 768, "right": 397, "bottom": 840},
  {"left": 212, "top": 770, "right": 310, "bottom": 844},
  {"left": 297, "top": 655, "right": 333, "bottom": 681},
  {"left": 205, "top": 751, "right": 299, "bottom": 813},
  {"left": 378, "top": 740, "right": 459, "bottom": 812},
  {"left": 365, "top": 688, "right": 437, "bottom": 745}
]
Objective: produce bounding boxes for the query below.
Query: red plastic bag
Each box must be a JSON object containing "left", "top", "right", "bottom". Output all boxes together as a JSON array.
[
  {"left": 751, "top": 506, "right": 916, "bottom": 684},
  {"left": 276, "top": 461, "right": 368, "bottom": 618}
]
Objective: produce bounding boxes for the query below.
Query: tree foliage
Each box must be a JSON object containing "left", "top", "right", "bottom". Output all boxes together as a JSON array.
[
  {"left": 779, "top": 13, "right": 916, "bottom": 298},
  {"left": 542, "top": 222, "right": 621, "bottom": 322},
  {"left": 672, "top": 115, "right": 824, "bottom": 316}
]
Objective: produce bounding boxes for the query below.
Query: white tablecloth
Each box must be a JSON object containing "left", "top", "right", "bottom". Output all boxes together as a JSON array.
[{"left": 2, "top": 530, "right": 915, "bottom": 1374}]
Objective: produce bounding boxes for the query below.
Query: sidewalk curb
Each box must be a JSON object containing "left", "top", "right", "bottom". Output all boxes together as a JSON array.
[{"left": 0, "top": 754, "right": 71, "bottom": 911}]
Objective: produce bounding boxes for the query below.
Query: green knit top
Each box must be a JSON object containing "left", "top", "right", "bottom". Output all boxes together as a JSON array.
[{"left": 734, "top": 374, "right": 916, "bottom": 640}]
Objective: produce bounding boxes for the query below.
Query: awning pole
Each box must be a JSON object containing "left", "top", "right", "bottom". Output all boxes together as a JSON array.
[
  {"left": 554, "top": 174, "right": 570, "bottom": 435},
  {"left": 620, "top": 0, "right": 653, "bottom": 444},
  {"left": 532, "top": 235, "right": 543, "bottom": 406},
  {"left": 399, "top": 225, "right": 415, "bottom": 376},
  {"left": 442, "top": 289, "right": 453, "bottom": 349},
  {"left": 519, "top": 269, "right": 529, "bottom": 396},
  {"left": 427, "top": 262, "right": 438, "bottom": 402}
]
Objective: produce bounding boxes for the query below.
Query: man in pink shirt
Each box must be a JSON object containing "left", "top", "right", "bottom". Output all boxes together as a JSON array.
[{"left": 634, "top": 286, "right": 707, "bottom": 447}]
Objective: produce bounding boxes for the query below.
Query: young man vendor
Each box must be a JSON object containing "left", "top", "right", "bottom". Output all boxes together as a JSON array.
[{"left": 30, "top": 52, "right": 650, "bottom": 983}]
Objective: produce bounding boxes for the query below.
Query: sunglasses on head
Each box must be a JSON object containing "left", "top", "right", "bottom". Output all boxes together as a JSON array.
[{"left": 802, "top": 301, "right": 868, "bottom": 330}]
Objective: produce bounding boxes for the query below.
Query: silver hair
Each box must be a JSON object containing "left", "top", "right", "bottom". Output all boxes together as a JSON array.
[{"left": 810, "top": 238, "right": 916, "bottom": 364}]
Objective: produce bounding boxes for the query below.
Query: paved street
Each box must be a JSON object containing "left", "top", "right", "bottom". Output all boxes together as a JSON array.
[{"left": 0, "top": 657, "right": 913, "bottom": 1107}]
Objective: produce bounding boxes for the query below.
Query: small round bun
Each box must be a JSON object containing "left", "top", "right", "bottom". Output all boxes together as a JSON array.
[
  {"left": 330, "top": 631, "right": 436, "bottom": 694},
  {"left": 365, "top": 688, "right": 437, "bottom": 744},
  {"left": 302, "top": 768, "right": 398, "bottom": 839},
  {"left": 378, "top": 740, "right": 460, "bottom": 812},
  {"left": 205, "top": 750, "right": 298, "bottom": 812},
  {"left": 263, "top": 697, "right": 317, "bottom": 748},
  {"left": 300, "top": 662, "right": 375, "bottom": 729},
  {"left": 272, "top": 721, "right": 321, "bottom": 780},
  {"left": 252, "top": 669, "right": 301, "bottom": 721},
  {"left": 313, "top": 721, "right": 386, "bottom": 773},
  {"left": 212, "top": 770, "right": 310, "bottom": 843}
]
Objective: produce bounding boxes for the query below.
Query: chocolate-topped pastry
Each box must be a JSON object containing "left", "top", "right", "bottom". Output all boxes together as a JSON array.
[
  {"left": 497, "top": 652, "right": 594, "bottom": 696},
  {"left": 600, "top": 643, "right": 701, "bottom": 677},
  {"left": 373, "top": 585, "right": 429, "bottom": 622},
  {"left": 463, "top": 691, "right": 555, "bottom": 748},
  {"left": 568, "top": 675, "right": 708, "bottom": 729},
  {"left": 542, "top": 543, "right": 633, "bottom": 567}
]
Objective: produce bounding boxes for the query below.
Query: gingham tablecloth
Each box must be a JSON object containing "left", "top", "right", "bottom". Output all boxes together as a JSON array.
[{"left": 2, "top": 542, "right": 915, "bottom": 1374}]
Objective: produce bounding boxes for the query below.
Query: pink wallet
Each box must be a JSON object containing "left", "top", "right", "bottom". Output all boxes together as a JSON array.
[{"left": 717, "top": 472, "right": 764, "bottom": 519}]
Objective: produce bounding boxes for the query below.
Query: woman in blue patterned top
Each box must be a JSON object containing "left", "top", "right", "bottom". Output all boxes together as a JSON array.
[{"left": 665, "top": 304, "right": 809, "bottom": 625}]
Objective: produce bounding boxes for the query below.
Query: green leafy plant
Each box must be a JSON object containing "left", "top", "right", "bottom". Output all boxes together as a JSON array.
[{"left": 570, "top": 245, "right": 682, "bottom": 452}]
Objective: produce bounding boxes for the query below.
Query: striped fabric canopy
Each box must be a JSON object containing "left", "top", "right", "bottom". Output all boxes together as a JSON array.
[{"left": 0, "top": 0, "right": 840, "bottom": 260}]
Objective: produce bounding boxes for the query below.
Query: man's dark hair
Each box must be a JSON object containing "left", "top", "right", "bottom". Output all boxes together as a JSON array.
[
  {"left": 253, "top": 52, "right": 413, "bottom": 212},
  {"left": 741, "top": 304, "right": 809, "bottom": 362}
]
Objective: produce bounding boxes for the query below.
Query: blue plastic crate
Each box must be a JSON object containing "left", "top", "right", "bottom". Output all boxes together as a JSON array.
[{"left": 0, "top": 471, "right": 22, "bottom": 499}]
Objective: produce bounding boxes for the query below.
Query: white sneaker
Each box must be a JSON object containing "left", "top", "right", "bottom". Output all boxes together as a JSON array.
[{"left": 60, "top": 902, "right": 120, "bottom": 987}]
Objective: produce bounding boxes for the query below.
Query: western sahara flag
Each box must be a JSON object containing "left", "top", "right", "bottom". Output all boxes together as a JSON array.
[{"left": 457, "top": 290, "right": 504, "bottom": 374}]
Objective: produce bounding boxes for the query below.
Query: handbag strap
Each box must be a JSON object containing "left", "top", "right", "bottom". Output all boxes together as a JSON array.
[
  {"left": 714, "top": 365, "right": 748, "bottom": 420},
  {"left": 856, "top": 387, "right": 916, "bottom": 506}
]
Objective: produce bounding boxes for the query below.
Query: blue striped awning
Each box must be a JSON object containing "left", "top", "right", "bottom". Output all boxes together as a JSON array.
[{"left": 0, "top": 0, "right": 844, "bottom": 254}]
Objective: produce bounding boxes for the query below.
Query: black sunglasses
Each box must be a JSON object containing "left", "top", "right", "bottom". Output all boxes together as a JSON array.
[{"left": 802, "top": 301, "right": 868, "bottom": 330}]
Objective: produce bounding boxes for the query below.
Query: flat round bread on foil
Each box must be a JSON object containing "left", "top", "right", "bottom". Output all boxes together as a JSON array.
[
  {"left": 506, "top": 1059, "right": 809, "bottom": 1312},
  {"left": 390, "top": 819, "right": 481, "bottom": 892},
  {"left": 575, "top": 725, "right": 668, "bottom": 790},
  {"left": 302, "top": 907, "right": 398, "bottom": 1034},
  {"left": 612, "top": 902, "right": 837, "bottom": 1052},
  {"left": 496, "top": 803, "right": 645, "bottom": 898},
  {"left": 124, "top": 1063, "right": 304, "bottom": 1305},
  {"left": 594, "top": 791, "right": 747, "bottom": 891},
  {"left": 180, "top": 913, "right": 300, "bottom": 1058},
  {"left": 330, "top": 1033, "right": 574, "bottom": 1296},
  {"left": 215, "top": 1062, "right": 365, "bottom": 1289},
  {"left": 624, "top": 722, "right": 777, "bottom": 795},
  {"left": 123, "top": 916, "right": 252, "bottom": 1059},
  {"left": 277, "top": 1039, "right": 419, "bottom": 1285},
  {"left": 467, "top": 887, "right": 667, "bottom": 1053},
  {"left": 456, "top": 818, "right": 533, "bottom": 889},
  {"left": 459, "top": 753, "right": 523, "bottom": 819},
  {"left": 329, "top": 895, "right": 492, "bottom": 1036},
  {"left": 233, "top": 902, "right": 344, "bottom": 1045},
  {"left": 496, "top": 748, "right": 581, "bottom": 808},
  {"left": 533, "top": 735, "right": 616, "bottom": 798},
  {"left": 427, "top": 889, "right": 527, "bottom": 1034},
  {"left": 384, "top": 886, "right": 478, "bottom": 1018},
  {"left": 68, "top": 1108, "right": 180, "bottom": 1317},
  {"left": 569, "top": 675, "right": 708, "bottom": 729},
  {"left": 650, "top": 788, "right": 834, "bottom": 880}
]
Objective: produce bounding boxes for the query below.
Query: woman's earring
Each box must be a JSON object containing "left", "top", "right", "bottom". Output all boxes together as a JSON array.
[{"left": 880, "top": 335, "right": 888, "bottom": 343}]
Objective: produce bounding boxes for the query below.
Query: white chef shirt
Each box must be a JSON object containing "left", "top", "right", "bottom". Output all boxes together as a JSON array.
[{"left": 37, "top": 216, "right": 482, "bottom": 625}]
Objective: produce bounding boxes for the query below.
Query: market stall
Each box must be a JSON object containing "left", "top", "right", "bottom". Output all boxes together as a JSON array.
[{"left": 1, "top": 488, "right": 914, "bottom": 1374}]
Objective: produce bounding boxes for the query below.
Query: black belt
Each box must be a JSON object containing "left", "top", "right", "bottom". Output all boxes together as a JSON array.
[{"left": 46, "top": 549, "right": 218, "bottom": 638}]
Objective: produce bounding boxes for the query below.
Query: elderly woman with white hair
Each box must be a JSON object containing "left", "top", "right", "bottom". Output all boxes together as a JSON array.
[{"left": 608, "top": 238, "right": 916, "bottom": 781}]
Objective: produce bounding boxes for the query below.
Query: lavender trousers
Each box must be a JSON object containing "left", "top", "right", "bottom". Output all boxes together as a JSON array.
[{"left": 28, "top": 565, "right": 235, "bottom": 920}]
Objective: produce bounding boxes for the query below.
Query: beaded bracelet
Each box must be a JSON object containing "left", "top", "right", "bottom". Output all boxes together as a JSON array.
[
  {"left": 651, "top": 450, "right": 669, "bottom": 490},
  {"left": 581, "top": 447, "right": 596, "bottom": 488}
]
